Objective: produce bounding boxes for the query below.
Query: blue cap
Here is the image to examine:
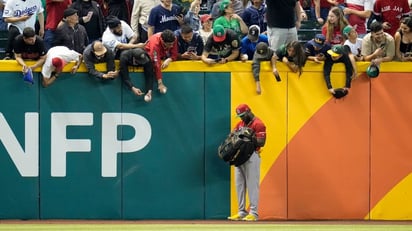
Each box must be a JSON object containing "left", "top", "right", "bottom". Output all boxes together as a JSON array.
[{"left": 23, "top": 68, "right": 34, "bottom": 84}]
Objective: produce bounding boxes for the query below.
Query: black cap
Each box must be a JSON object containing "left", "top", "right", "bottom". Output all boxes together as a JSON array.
[
  {"left": 106, "top": 15, "right": 121, "bottom": 29},
  {"left": 63, "top": 8, "right": 78, "bottom": 18},
  {"left": 247, "top": 25, "right": 260, "bottom": 41},
  {"left": 131, "top": 48, "right": 150, "bottom": 65}
]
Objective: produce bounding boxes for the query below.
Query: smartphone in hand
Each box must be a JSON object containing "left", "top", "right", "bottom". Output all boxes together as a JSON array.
[{"left": 275, "top": 73, "right": 281, "bottom": 82}]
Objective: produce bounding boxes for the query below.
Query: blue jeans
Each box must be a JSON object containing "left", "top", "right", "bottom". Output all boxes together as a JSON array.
[
  {"left": 0, "top": 9, "right": 7, "bottom": 31},
  {"left": 43, "top": 29, "right": 55, "bottom": 51}
]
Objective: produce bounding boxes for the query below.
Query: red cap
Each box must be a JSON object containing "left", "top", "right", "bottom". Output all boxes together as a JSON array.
[
  {"left": 213, "top": 25, "right": 226, "bottom": 43},
  {"left": 52, "top": 57, "right": 65, "bottom": 72},
  {"left": 236, "top": 104, "right": 250, "bottom": 117},
  {"left": 200, "top": 14, "right": 212, "bottom": 23}
]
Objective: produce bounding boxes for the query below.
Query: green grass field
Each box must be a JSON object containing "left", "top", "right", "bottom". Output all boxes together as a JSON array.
[{"left": 1, "top": 223, "right": 412, "bottom": 231}]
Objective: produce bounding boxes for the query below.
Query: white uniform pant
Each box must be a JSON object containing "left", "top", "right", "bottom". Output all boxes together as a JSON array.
[{"left": 234, "top": 151, "right": 261, "bottom": 217}]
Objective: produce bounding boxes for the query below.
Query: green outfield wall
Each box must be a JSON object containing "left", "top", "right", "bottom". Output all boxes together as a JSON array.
[{"left": 1, "top": 61, "right": 412, "bottom": 220}]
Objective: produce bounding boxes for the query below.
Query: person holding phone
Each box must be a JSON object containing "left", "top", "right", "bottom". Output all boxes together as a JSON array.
[
  {"left": 175, "top": 24, "right": 204, "bottom": 60},
  {"left": 201, "top": 25, "right": 240, "bottom": 65},
  {"left": 361, "top": 21, "right": 395, "bottom": 65}
]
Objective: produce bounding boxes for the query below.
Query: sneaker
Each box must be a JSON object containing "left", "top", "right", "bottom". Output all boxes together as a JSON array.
[
  {"left": 227, "top": 214, "right": 245, "bottom": 221},
  {"left": 242, "top": 214, "right": 258, "bottom": 221}
]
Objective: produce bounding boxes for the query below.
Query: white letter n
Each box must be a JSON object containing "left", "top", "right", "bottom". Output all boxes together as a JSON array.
[{"left": 0, "top": 113, "right": 39, "bottom": 177}]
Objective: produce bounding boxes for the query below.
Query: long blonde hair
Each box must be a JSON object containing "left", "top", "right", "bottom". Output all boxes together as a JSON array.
[{"left": 324, "top": 7, "right": 349, "bottom": 42}]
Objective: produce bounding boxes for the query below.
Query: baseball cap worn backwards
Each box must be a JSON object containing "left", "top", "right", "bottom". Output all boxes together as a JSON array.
[
  {"left": 219, "top": 0, "right": 231, "bottom": 12},
  {"left": 236, "top": 104, "right": 251, "bottom": 117},
  {"left": 327, "top": 45, "right": 344, "bottom": 57},
  {"left": 131, "top": 48, "right": 150, "bottom": 65},
  {"left": 247, "top": 25, "right": 260, "bottom": 41},
  {"left": 52, "top": 57, "right": 65, "bottom": 72},
  {"left": 93, "top": 42, "right": 107, "bottom": 56},
  {"left": 343, "top": 25, "right": 354, "bottom": 36},
  {"left": 106, "top": 15, "right": 121, "bottom": 29},
  {"left": 213, "top": 25, "right": 226, "bottom": 42}
]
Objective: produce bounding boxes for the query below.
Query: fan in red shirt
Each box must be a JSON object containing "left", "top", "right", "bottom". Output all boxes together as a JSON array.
[
  {"left": 144, "top": 29, "right": 178, "bottom": 94},
  {"left": 373, "top": 0, "right": 411, "bottom": 37}
]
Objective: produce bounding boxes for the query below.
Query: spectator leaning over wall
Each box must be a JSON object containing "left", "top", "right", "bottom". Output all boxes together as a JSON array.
[
  {"left": 14, "top": 27, "right": 47, "bottom": 75},
  {"left": 251, "top": 42, "right": 277, "bottom": 95},
  {"left": 323, "top": 44, "right": 356, "bottom": 98},
  {"left": 145, "top": 29, "right": 178, "bottom": 95},
  {"left": 201, "top": 25, "right": 240, "bottom": 64},
  {"left": 2, "top": 0, "right": 45, "bottom": 59},
  {"left": 119, "top": 48, "right": 155, "bottom": 102},
  {"left": 83, "top": 41, "right": 119, "bottom": 80},
  {"left": 41, "top": 46, "right": 83, "bottom": 87}
]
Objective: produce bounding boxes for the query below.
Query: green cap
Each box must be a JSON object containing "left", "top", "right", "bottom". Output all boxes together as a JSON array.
[
  {"left": 343, "top": 25, "right": 354, "bottom": 36},
  {"left": 366, "top": 64, "right": 379, "bottom": 78},
  {"left": 219, "top": 0, "right": 231, "bottom": 12},
  {"left": 213, "top": 24, "right": 226, "bottom": 42},
  {"left": 327, "top": 45, "right": 345, "bottom": 57}
]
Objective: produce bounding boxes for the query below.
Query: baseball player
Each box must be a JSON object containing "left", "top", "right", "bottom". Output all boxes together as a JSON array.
[{"left": 228, "top": 104, "right": 266, "bottom": 222}]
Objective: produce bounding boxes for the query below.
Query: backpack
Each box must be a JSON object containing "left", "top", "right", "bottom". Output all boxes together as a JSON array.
[{"left": 218, "top": 127, "right": 257, "bottom": 166}]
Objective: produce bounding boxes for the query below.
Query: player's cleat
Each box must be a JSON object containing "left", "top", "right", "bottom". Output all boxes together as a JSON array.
[
  {"left": 227, "top": 214, "right": 245, "bottom": 221},
  {"left": 242, "top": 214, "right": 258, "bottom": 221}
]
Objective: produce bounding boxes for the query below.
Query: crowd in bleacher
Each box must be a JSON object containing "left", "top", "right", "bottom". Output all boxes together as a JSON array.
[{"left": 0, "top": 0, "right": 412, "bottom": 98}]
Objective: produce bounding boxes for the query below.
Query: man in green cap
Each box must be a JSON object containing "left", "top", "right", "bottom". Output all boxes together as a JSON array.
[
  {"left": 201, "top": 25, "right": 240, "bottom": 64},
  {"left": 323, "top": 44, "right": 357, "bottom": 97}
]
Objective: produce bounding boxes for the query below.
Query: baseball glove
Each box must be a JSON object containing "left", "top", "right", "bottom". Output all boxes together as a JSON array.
[{"left": 333, "top": 88, "right": 348, "bottom": 99}]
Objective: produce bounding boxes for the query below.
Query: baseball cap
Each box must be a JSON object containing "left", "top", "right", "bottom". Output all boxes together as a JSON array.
[
  {"left": 106, "top": 15, "right": 121, "bottom": 29},
  {"left": 219, "top": 0, "right": 231, "bottom": 12},
  {"left": 236, "top": 104, "right": 251, "bottom": 117},
  {"left": 52, "top": 57, "right": 65, "bottom": 72},
  {"left": 63, "top": 8, "right": 78, "bottom": 18},
  {"left": 366, "top": 64, "right": 379, "bottom": 78},
  {"left": 213, "top": 25, "right": 226, "bottom": 42},
  {"left": 309, "top": 34, "right": 325, "bottom": 48},
  {"left": 254, "top": 42, "right": 269, "bottom": 59},
  {"left": 93, "top": 41, "right": 107, "bottom": 56},
  {"left": 247, "top": 25, "right": 260, "bottom": 41},
  {"left": 343, "top": 25, "right": 354, "bottom": 37},
  {"left": 200, "top": 14, "right": 212, "bottom": 23},
  {"left": 327, "top": 45, "right": 344, "bottom": 57},
  {"left": 23, "top": 68, "right": 34, "bottom": 84},
  {"left": 131, "top": 48, "right": 150, "bottom": 65}
]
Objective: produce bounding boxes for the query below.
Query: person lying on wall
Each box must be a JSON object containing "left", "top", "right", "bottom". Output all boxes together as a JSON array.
[
  {"left": 323, "top": 44, "right": 356, "bottom": 98},
  {"left": 41, "top": 46, "right": 83, "bottom": 87},
  {"left": 201, "top": 25, "right": 240, "bottom": 65},
  {"left": 270, "top": 40, "right": 307, "bottom": 77}
]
